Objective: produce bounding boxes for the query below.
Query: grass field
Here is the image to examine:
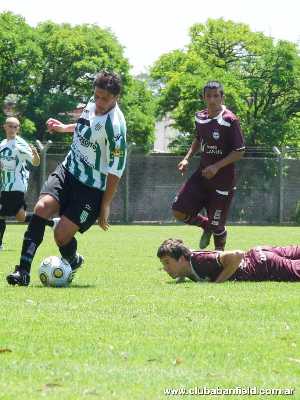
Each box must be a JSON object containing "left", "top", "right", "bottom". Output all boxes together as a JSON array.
[{"left": 0, "top": 225, "right": 299, "bottom": 399}]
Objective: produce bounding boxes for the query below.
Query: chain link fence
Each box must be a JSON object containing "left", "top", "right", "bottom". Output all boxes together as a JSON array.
[{"left": 24, "top": 143, "right": 300, "bottom": 224}]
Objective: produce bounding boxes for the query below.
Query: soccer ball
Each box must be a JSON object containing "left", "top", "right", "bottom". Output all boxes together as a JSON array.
[{"left": 39, "top": 256, "right": 73, "bottom": 287}]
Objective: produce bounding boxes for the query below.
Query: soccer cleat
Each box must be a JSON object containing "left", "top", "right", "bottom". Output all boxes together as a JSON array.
[
  {"left": 199, "top": 229, "right": 212, "bottom": 249},
  {"left": 70, "top": 253, "right": 84, "bottom": 272},
  {"left": 6, "top": 266, "right": 30, "bottom": 286},
  {"left": 52, "top": 217, "right": 60, "bottom": 230},
  {"left": 68, "top": 254, "right": 84, "bottom": 282}
]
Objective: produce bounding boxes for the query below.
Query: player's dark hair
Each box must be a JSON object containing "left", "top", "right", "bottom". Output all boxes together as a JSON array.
[
  {"left": 93, "top": 70, "right": 122, "bottom": 96},
  {"left": 203, "top": 81, "right": 224, "bottom": 96},
  {"left": 157, "top": 238, "right": 191, "bottom": 260}
]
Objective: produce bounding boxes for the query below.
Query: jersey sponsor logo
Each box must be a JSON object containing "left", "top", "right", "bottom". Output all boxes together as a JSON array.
[
  {"left": 212, "top": 130, "right": 220, "bottom": 140},
  {"left": 71, "top": 144, "right": 95, "bottom": 168},
  {"left": 78, "top": 135, "right": 97, "bottom": 151},
  {"left": 206, "top": 145, "right": 223, "bottom": 155},
  {"left": 112, "top": 148, "right": 125, "bottom": 157}
]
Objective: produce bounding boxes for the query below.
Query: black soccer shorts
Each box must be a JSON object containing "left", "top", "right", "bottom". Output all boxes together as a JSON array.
[
  {"left": 0, "top": 191, "right": 27, "bottom": 217},
  {"left": 41, "top": 164, "right": 104, "bottom": 233}
]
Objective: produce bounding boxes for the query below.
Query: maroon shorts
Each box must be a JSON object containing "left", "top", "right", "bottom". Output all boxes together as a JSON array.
[{"left": 172, "top": 170, "right": 234, "bottom": 230}]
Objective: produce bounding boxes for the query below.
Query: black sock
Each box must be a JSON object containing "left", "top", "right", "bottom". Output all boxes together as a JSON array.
[
  {"left": 213, "top": 229, "right": 227, "bottom": 251},
  {"left": 24, "top": 213, "right": 32, "bottom": 223},
  {"left": 46, "top": 219, "right": 54, "bottom": 227},
  {"left": 59, "top": 238, "right": 77, "bottom": 265},
  {"left": 19, "top": 214, "right": 47, "bottom": 273},
  {"left": 25, "top": 213, "right": 54, "bottom": 227},
  {"left": 0, "top": 219, "right": 6, "bottom": 246}
]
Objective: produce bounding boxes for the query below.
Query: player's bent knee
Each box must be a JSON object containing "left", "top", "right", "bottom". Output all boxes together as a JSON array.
[
  {"left": 34, "top": 196, "right": 58, "bottom": 219},
  {"left": 172, "top": 209, "right": 187, "bottom": 221},
  {"left": 34, "top": 202, "right": 48, "bottom": 218}
]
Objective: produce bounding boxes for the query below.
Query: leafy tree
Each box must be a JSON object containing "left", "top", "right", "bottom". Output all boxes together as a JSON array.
[
  {"left": 0, "top": 13, "right": 156, "bottom": 151},
  {"left": 25, "top": 21, "right": 131, "bottom": 141},
  {"left": 121, "top": 77, "right": 156, "bottom": 151},
  {"left": 150, "top": 18, "right": 300, "bottom": 150},
  {"left": 0, "top": 12, "right": 42, "bottom": 128}
]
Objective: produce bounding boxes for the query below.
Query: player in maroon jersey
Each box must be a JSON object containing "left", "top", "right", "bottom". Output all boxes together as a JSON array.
[
  {"left": 157, "top": 239, "right": 300, "bottom": 283},
  {"left": 172, "top": 81, "right": 245, "bottom": 251}
]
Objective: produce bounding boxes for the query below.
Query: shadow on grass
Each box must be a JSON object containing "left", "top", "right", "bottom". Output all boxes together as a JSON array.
[
  {"left": 32, "top": 284, "right": 96, "bottom": 289},
  {"left": 166, "top": 280, "right": 194, "bottom": 286}
]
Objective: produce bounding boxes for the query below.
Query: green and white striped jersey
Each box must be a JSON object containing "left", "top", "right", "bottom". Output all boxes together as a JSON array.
[
  {"left": 63, "top": 99, "right": 127, "bottom": 190},
  {"left": 0, "top": 136, "right": 34, "bottom": 192}
]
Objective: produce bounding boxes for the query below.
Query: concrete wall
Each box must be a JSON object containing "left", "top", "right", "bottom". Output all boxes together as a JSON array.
[{"left": 25, "top": 153, "right": 298, "bottom": 224}]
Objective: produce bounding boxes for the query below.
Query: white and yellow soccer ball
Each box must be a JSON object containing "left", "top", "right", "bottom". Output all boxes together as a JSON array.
[{"left": 39, "top": 256, "right": 73, "bottom": 287}]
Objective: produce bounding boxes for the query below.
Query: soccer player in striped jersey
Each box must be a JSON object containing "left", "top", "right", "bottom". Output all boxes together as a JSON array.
[
  {"left": 7, "top": 71, "right": 127, "bottom": 286},
  {"left": 158, "top": 238, "right": 300, "bottom": 283},
  {"left": 172, "top": 81, "right": 245, "bottom": 251},
  {"left": 0, "top": 117, "right": 40, "bottom": 249}
]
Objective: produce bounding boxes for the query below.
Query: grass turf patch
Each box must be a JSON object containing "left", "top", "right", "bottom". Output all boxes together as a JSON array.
[{"left": 0, "top": 225, "right": 299, "bottom": 399}]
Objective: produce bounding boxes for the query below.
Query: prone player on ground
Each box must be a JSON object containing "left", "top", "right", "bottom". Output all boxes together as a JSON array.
[{"left": 158, "top": 238, "right": 300, "bottom": 283}]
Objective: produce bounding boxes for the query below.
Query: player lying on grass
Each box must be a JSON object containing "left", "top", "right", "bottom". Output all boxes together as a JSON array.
[
  {"left": 157, "top": 238, "right": 300, "bottom": 283},
  {"left": 6, "top": 70, "right": 127, "bottom": 286}
]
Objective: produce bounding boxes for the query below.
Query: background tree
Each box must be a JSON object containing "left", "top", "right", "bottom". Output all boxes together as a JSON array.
[
  {"left": 0, "top": 13, "right": 156, "bottom": 150},
  {"left": 0, "top": 12, "right": 42, "bottom": 131},
  {"left": 151, "top": 18, "right": 300, "bottom": 151}
]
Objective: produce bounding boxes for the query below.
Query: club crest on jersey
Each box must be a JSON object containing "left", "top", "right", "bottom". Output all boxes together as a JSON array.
[
  {"left": 212, "top": 131, "right": 220, "bottom": 140},
  {"left": 95, "top": 122, "right": 103, "bottom": 131}
]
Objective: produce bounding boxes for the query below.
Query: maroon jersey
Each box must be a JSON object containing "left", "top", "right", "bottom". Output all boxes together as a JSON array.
[
  {"left": 190, "top": 251, "right": 223, "bottom": 282},
  {"left": 195, "top": 106, "right": 245, "bottom": 189},
  {"left": 231, "top": 246, "right": 300, "bottom": 281}
]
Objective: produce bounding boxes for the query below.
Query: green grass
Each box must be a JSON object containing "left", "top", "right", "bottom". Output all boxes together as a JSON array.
[{"left": 0, "top": 225, "right": 299, "bottom": 399}]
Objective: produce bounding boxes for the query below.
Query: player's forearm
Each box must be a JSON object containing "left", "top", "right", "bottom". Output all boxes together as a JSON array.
[
  {"left": 102, "top": 173, "right": 120, "bottom": 205},
  {"left": 215, "top": 251, "right": 244, "bottom": 283},
  {"left": 62, "top": 124, "right": 76, "bottom": 133},
  {"left": 213, "top": 150, "right": 245, "bottom": 170},
  {"left": 184, "top": 139, "right": 200, "bottom": 161}
]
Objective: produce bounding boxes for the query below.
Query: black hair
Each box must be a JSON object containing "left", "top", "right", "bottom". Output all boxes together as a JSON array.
[
  {"left": 203, "top": 81, "right": 224, "bottom": 96},
  {"left": 157, "top": 238, "right": 191, "bottom": 261},
  {"left": 93, "top": 70, "right": 122, "bottom": 96}
]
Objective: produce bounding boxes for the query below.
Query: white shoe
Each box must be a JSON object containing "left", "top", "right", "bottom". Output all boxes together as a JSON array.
[
  {"left": 52, "top": 218, "right": 60, "bottom": 230},
  {"left": 0, "top": 244, "right": 3, "bottom": 251}
]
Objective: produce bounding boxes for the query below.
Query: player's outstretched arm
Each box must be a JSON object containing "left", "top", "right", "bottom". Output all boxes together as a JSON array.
[
  {"left": 215, "top": 250, "right": 244, "bottom": 283},
  {"left": 178, "top": 139, "right": 200, "bottom": 175},
  {"left": 46, "top": 118, "right": 76, "bottom": 134}
]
